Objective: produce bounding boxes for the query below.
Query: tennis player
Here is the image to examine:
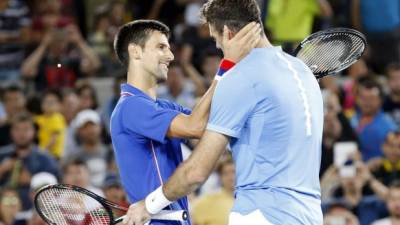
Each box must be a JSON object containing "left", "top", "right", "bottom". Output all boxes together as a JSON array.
[
  {"left": 110, "top": 20, "right": 261, "bottom": 225},
  {"left": 122, "top": 1, "right": 324, "bottom": 225}
]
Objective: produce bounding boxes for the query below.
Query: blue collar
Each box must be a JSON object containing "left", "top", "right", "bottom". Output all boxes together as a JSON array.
[{"left": 120, "top": 83, "right": 155, "bottom": 102}]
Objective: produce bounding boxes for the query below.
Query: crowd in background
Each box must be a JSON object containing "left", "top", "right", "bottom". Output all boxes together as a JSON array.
[{"left": 0, "top": 0, "right": 400, "bottom": 225}]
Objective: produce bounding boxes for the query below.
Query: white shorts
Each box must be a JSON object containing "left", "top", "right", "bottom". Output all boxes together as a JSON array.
[{"left": 228, "top": 209, "right": 275, "bottom": 225}]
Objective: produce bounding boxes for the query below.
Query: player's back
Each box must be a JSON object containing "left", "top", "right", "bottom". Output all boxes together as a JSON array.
[{"left": 223, "top": 47, "right": 323, "bottom": 224}]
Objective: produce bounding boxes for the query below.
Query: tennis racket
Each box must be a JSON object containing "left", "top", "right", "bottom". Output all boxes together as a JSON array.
[
  {"left": 293, "top": 28, "right": 367, "bottom": 79},
  {"left": 34, "top": 184, "right": 188, "bottom": 225}
]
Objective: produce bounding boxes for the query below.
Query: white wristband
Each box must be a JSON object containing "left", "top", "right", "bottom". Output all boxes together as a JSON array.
[
  {"left": 145, "top": 186, "right": 172, "bottom": 215},
  {"left": 214, "top": 74, "right": 223, "bottom": 81}
]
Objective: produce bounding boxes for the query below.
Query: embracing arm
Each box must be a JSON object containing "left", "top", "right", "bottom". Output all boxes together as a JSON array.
[
  {"left": 164, "top": 130, "right": 229, "bottom": 199},
  {"left": 122, "top": 130, "right": 229, "bottom": 225},
  {"left": 166, "top": 22, "right": 261, "bottom": 139}
]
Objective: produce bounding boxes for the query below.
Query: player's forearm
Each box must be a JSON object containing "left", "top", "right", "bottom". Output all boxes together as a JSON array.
[
  {"left": 187, "top": 60, "right": 235, "bottom": 137},
  {"left": 187, "top": 81, "right": 217, "bottom": 136},
  {"left": 145, "top": 131, "right": 228, "bottom": 214},
  {"left": 162, "top": 158, "right": 204, "bottom": 201}
]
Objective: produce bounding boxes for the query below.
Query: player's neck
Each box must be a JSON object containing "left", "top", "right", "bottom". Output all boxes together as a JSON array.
[
  {"left": 256, "top": 36, "right": 273, "bottom": 48},
  {"left": 127, "top": 65, "right": 157, "bottom": 100}
]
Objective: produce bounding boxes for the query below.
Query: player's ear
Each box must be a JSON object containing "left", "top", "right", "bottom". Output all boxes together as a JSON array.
[
  {"left": 128, "top": 43, "right": 142, "bottom": 60},
  {"left": 223, "top": 25, "right": 234, "bottom": 40}
]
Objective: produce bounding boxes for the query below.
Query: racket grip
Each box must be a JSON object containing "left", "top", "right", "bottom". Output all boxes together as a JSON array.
[
  {"left": 116, "top": 210, "right": 188, "bottom": 223},
  {"left": 151, "top": 210, "right": 188, "bottom": 221}
]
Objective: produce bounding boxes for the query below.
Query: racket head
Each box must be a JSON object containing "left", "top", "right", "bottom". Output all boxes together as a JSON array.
[
  {"left": 293, "top": 28, "right": 367, "bottom": 79},
  {"left": 34, "top": 184, "right": 117, "bottom": 225}
]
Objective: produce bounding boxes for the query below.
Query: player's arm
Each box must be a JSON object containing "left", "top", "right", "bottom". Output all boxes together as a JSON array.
[
  {"left": 166, "top": 22, "right": 261, "bottom": 139},
  {"left": 164, "top": 130, "right": 228, "bottom": 197},
  {"left": 122, "top": 130, "right": 229, "bottom": 225}
]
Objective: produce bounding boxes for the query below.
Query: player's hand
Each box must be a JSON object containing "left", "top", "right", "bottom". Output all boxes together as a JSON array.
[
  {"left": 122, "top": 200, "right": 151, "bottom": 225},
  {"left": 222, "top": 22, "right": 262, "bottom": 63}
]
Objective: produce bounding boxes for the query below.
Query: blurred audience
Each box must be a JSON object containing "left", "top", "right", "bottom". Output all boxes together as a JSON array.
[
  {"left": 66, "top": 109, "right": 109, "bottom": 187},
  {"left": 350, "top": 76, "right": 397, "bottom": 161},
  {"left": 351, "top": 0, "right": 400, "bottom": 74},
  {"left": 372, "top": 181, "right": 400, "bottom": 225},
  {"left": 384, "top": 63, "right": 400, "bottom": 127},
  {"left": 34, "top": 90, "right": 66, "bottom": 160},
  {"left": 191, "top": 155, "right": 235, "bottom": 225},
  {"left": 0, "top": 85, "right": 26, "bottom": 148},
  {"left": 0, "top": 1, "right": 398, "bottom": 224},
  {"left": 0, "top": 0, "right": 31, "bottom": 81},
  {"left": 21, "top": 24, "right": 100, "bottom": 91}
]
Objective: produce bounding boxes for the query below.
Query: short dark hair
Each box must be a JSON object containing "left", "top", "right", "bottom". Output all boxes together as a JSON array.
[
  {"left": 10, "top": 112, "right": 34, "bottom": 128},
  {"left": 357, "top": 76, "right": 384, "bottom": 99},
  {"left": 62, "top": 158, "right": 88, "bottom": 174},
  {"left": 386, "top": 63, "right": 400, "bottom": 77},
  {"left": 1, "top": 84, "right": 23, "bottom": 101},
  {"left": 389, "top": 179, "right": 400, "bottom": 189},
  {"left": 113, "top": 20, "right": 170, "bottom": 66},
  {"left": 200, "top": 0, "right": 261, "bottom": 34}
]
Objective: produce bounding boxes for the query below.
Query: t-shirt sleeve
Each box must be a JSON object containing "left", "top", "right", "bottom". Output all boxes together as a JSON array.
[
  {"left": 206, "top": 73, "right": 257, "bottom": 138},
  {"left": 157, "top": 99, "right": 192, "bottom": 115},
  {"left": 121, "top": 97, "right": 180, "bottom": 143}
]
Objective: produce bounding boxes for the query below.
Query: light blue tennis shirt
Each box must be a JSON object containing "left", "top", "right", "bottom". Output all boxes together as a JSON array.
[{"left": 207, "top": 47, "right": 324, "bottom": 225}]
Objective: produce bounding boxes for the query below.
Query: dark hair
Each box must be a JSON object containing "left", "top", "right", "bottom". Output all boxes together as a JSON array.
[
  {"left": 1, "top": 84, "right": 23, "bottom": 101},
  {"left": 113, "top": 20, "right": 170, "bottom": 66},
  {"left": 62, "top": 158, "right": 88, "bottom": 173},
  {"left": 76, "top": 83, "right": 99, "bottom": 110},
  {"left": 10, "top": 112, "right": 34, "bottom": 128},
  {"left": 357, "top": 76, "right": 384, "bottom": 100},
  {"left": 386, "top": 63, "right": 400, "bottom": 77},
  {"left": 42, "top": 89, "right": 62, "bottom": 102},
  {"left": 389, "top": 179, "right": 400, "bottom": 189},
  {"left": 200, "top": 0, "right": 261, "bottom": 34}
]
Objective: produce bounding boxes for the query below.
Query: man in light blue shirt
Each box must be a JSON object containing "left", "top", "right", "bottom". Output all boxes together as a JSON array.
[{"left": 123, "top": 1, "right": 324, "bottom": 225}]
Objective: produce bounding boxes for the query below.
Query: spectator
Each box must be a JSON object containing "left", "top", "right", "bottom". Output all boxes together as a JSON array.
[
  {"left": 102, "top": 174, "right": 128, "bottom": 217},
  {"left": 321, "top": 90, "right": 358, "bottom": 176},
  {"left": 66, "top": 109, "right": 109, "bottom": 187},
  {"left": 34, "top": 90, "right": 66, "bottom": 160},
  {"left": 369, "top": 132, "right": 400, "bottom": 186},
  {"left": 384, "top": 63, "right": 400, "bottom": 127},
  {"left": 21, "top": 24, "right": 101, "bottom": 91},
  {"left": 61, "top": 158, "right": 103, "bottom": 196},
  {"left": 61, "top": 89, "right": 81, "bottom": 158},
  {"left": 191, "top": 155, "right": 235, "bottom": 225},
  {"left": 30, "top": 0, "right": 74, "bottom": 43},
  {"left": 61, "top": 88, "right": 80, "bottom": 125},
  {"left": 323, "top": 201, "right": 360, "bottom": 225},
  {"left": 351, "top": 0, "right": 400, "bottom": 74},
  {"left": 266, "top": 0, "right": 333, "bottom": 52},
  {"left": 341, "top": 59, "right": 370, "bottom": 116},
  {"left": 157, "top": 62, "right": 196, "bottom": 109},
  {"left": 321, "top": 163, "right": 387, "bottom": 225},
  {"left": 0, "top": 0, "right": 31, "bottom": 81},
  {"left": 0, "top": 112, "right": 59, "bottom": 188},
  {"left": 12, "top": 172, "right": 58, "bottom": 225},
  {"left": 0, "top": 85, "right": 26, "bottom": 148},
  {"left": 180, "top": 25, "right": 218, "bottom": 71},
  {"left": 372, "top": 180, "right": 400, "bottom": 225},
  {"left": 0, "top": 188, "right": 22, "bottom": 225},
  {"left": 76, "top": 82, "right": 99, "bottom": 111},
  {"left": 101, "top": 74, "right": 126, "bottom": 134},
  {"left": 350, "top": 76, "right": 397, "bottom": 161}
]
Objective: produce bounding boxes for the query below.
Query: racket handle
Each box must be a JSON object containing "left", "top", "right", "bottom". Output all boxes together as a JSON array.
[{"left": 116, "top": 210, "right": 188, "bottom": 223}]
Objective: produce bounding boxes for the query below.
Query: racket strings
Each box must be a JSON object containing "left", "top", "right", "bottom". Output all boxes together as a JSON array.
[
  {"left": 297, "top": 32, "right": 365, "bottom": 76},
  {"left": 37, "top": 188, "right": 111, "bottom": 225}
]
